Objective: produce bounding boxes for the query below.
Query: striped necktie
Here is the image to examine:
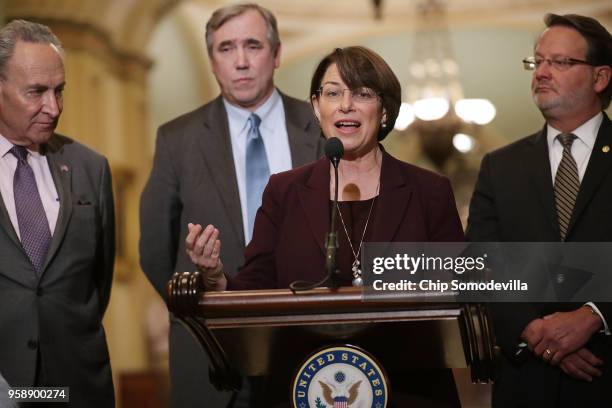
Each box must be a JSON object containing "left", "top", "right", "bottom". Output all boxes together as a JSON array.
[{"left": 553, "top": 133, "right": 579, "bottom": 241}]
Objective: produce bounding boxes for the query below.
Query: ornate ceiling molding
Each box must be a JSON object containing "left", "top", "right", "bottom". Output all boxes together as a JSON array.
[
  {"left": 4, "top": 0, "right": 181, "bottom": 80},
  {"left": 11, "top": 16, "right": 152, "bottom": 83},
  {"left": 4, "top": 0, "right": 611, "bottom": 80}
]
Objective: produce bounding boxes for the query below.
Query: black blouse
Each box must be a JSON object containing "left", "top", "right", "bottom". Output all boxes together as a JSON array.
[{"left": 332, "top": 197, "right": 378, "bottom": 284}]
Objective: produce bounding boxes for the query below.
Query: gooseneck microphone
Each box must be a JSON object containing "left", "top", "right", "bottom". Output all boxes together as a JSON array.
[
  {"left": 290, "top": 137, "right": 344, "bottom": 292},
  {"left": 323, "top": 137, "right": 343, "bottom": 286},
  {"left": 325, "top": 136, "right": 344, "bottom": 167}
]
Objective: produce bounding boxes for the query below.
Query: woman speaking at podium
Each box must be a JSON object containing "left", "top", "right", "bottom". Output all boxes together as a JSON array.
[
  {"left": 185, "top": 46, "right": 464, "bottom": 407},
  {"left": 186, "top": 45, "right": 463, "bottom": 289}
]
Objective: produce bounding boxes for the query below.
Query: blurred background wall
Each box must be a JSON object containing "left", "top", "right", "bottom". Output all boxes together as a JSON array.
[{"left": 2, "top": 1, "right": 611, "bottom": 406}]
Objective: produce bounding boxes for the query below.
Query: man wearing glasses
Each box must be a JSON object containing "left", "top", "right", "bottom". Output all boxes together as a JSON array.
[{"left": 466, "top": 13, "right": 611, "bottom": 407}]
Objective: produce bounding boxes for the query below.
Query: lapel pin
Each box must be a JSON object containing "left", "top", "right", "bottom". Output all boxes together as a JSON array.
[
  {"left": 60, "top": 164, "right": 69, "bottom": 172},
  {"left": 603, "top": 146, "right": 610, "bottom": 153}
]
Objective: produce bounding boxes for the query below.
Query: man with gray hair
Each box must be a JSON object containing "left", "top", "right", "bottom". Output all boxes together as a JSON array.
[
  {"left": 0, "top": 19, "right": 115, "bottom": 407},
  {"left": 140, "top": 3, "right": 323, "bottom": 407}
]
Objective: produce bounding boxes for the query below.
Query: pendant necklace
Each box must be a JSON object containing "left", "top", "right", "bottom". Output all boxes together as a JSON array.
[{"left": 335, "top": 182, "right": 379, "bottom": 286}]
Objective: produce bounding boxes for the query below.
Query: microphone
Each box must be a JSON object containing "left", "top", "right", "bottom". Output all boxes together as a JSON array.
[
  {"left": 324, "top": 138, "right": 343, "bottom": 287},
  {"left": 290, "top": 137, "right": 344, "bottom": 292},
  {"left": 325, "top": 136, "right": 344, "bottom": 168}
]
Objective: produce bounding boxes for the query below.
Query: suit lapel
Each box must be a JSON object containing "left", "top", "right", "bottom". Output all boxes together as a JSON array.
[
  {"left": 568, "top": 114, "right": 612, "bottom": 235},
  {"left": 528, "top": 128, "right": 560, "bottom": 238},
  {"left": 0, "top": 182, "right": 21, "bottom": 249},
  {"left": 198, "top": 97, "right": 245, "bottom": 245},
  {"left": 370, "top": 150, "right": 412, "bottom": 242},
  {"left": 0, "top": 192, "right": 36, "bottom": 285},
  {"left": 281, "top": 91, "right": 320, "bottom": 167},
  {"left": 297, "top": 151, "right": 413, "bottom": 255},
  {"left": 297, "top": 158, "right": 329, "bottom": 255},
  {"left": 42, "top": 137, "right": 73, "bottom": 274}
]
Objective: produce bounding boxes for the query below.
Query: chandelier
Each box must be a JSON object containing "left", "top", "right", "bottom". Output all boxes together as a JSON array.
[{"left": 394, "top": 0, "right": 496, "bottom": 166}]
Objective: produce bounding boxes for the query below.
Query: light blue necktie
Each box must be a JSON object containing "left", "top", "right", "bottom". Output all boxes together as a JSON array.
[{"left": 245, "top": 113, "right": 270, "bottom": 241}]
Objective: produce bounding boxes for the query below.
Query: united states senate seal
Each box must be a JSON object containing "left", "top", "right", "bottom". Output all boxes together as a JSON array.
[{"left": 292, "top": 345, "right": 388, "bottom": 408}]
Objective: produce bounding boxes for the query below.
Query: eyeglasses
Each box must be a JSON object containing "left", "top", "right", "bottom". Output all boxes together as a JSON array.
[
  {"left": 316, "top": 85, "right": 381, "bottom": 104},
  {"left": 522, "top": 56, "right": 595, "bottom": 72}
]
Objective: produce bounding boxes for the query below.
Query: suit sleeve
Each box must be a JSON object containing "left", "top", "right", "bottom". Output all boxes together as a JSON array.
[
  {"left": 466, "top": 153, "right": 541, "bottom": 358},
  {"left": 227, "top": 175, "right": 281, "bottom": 290},
  {"left": 97, "top": 158, "right": 115, "bottom": 316},
  {"left": 426, "top": 176, "right": 464, "bottom": 241},
  {"left": 140, "top": 127, "right": 181, "bottom": 301},
  {"left": 594, "top": 305, "right": 612, "bottom": 334},
  {"left": 465, "top": 154, "right": 501, "bottom": 241}
]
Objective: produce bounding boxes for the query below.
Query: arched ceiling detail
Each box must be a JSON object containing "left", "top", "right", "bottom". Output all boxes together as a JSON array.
[
  {"left": 4, "top": 0, "right": 179, "bottom": 55},
  {"left": 4, "top": 0, "right": 611, "bottom": 73},
  {"left": 6, "top": 0, "right": 612, "bottom": 51}
]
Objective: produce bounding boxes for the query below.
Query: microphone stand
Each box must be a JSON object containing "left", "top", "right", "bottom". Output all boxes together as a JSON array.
[
  {"left": 324, "top": 156, "right": 340, "bottom": 288},
  {"left": 290, "top": 155, "right": 341, "bottom": 292}
]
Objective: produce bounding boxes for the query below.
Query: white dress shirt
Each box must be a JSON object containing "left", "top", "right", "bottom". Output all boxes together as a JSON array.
[
  {"left": 547, "top": 112, "right": 603, "bottom": 183},
  {"left": 224, "top": 89, "right": 293, "bottom": 243},
  {"left": 0, "top": 134, "right": 60, "bottom": 239},
  {"left": 546, "top": 112, "right": 610, "bottom": 335}
]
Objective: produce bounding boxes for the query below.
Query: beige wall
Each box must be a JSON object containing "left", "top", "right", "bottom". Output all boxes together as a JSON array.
[{"left": 0, "top": 0, "right": 6, "bottom": 25}]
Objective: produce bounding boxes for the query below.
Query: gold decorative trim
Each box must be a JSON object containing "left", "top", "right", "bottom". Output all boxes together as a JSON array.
[{"left": 111, "top": 165, "right": 135, "bottom": 282}]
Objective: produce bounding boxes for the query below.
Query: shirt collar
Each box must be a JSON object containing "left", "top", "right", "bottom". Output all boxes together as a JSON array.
[
  {"left": 0, "top": 133, "right": 44, "bottom": 159},
  {"left": 547, "top": 111, "right": 603, "bottom": 150},
  {"left": 223, "top": 88, "right": 281, "bottom": 135},
  {"left": 0, "top": 134, "right": 16, "bottom": 158}
]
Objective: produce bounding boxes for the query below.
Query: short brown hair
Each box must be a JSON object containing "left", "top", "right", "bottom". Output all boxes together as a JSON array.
[
  {"left": 544, "top": 13, "right": 612, "bottom": 109},
  {"left": 0, "top": 19, "right": 63, "bottom": 80},
  {"left": 310, "top": 46, "right": 401, "bottom": 141},
  {"left": 205, "top": 3, "right": 280, "bottom": 56}
]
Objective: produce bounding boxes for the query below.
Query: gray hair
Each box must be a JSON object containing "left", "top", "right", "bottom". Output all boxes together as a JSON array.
[
  {"left": 0, "top": 19, "right": 64, "bottom": 80},
  {"left": 205, "top": 3, "right": 280, "bottom": 56}
]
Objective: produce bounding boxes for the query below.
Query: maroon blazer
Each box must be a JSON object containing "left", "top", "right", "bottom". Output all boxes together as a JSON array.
[{"left": 228, "top": 149, "right": 464, "bottom": 290}]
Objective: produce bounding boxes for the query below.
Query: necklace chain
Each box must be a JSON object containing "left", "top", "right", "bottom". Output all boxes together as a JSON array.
[{"left": 335, "top": 182, "right": 379, "bottom": 286}]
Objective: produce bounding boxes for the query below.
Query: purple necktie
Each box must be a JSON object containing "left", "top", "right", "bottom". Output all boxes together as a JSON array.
[{"left": 10, "top": 145, "right": 52, "bottom": 274}]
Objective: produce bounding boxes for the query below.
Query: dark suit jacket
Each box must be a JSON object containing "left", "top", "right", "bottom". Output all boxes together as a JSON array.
[
  {"left": 0, "top": 134, "right": 115, "bottom": 407},
  {"left": 466, "top": 114, "right": 612, "bottom": 407},
  {"left": 139, "top": 92, "right": 323, "bottom": 407},
  {"left": 228, "top": 149, "right": 464, "bottom": 288}
]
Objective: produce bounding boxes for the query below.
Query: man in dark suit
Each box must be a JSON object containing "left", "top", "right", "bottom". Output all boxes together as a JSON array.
[
  {"left": 139, "top": 3, "right": 323, "bottom": 407},
  {"left": 0, "top": 20, "right": 115, "bottom": 407},
  {"left": 466, "top": 13, "right": 612, "bottom": 408}
]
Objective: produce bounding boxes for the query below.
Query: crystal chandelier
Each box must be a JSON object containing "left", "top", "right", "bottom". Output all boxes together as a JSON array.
[{"left": 394, "top": 0, "right": 496, "bottom": 164}]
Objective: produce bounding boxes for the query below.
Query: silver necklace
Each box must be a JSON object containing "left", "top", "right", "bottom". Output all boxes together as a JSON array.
[{"left": 335, "top": 183, "right": 379, "bottom": 287}]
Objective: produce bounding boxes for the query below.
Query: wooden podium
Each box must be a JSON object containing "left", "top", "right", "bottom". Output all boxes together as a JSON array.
[{"left": 167, "top": 271, "right": 495, "bottom": 405}]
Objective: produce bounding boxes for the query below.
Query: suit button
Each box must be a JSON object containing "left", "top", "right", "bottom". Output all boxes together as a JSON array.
[
  {"left": 27, "top": 340, "right": 38, "bottom": 350},
  {"left": 36, "top": 288, "right": 43, "bottom": 297}
]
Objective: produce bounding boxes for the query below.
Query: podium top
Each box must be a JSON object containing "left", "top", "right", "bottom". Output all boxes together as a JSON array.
[{"left": 168, "top": 274, "right": 460, "bottom": 319}]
